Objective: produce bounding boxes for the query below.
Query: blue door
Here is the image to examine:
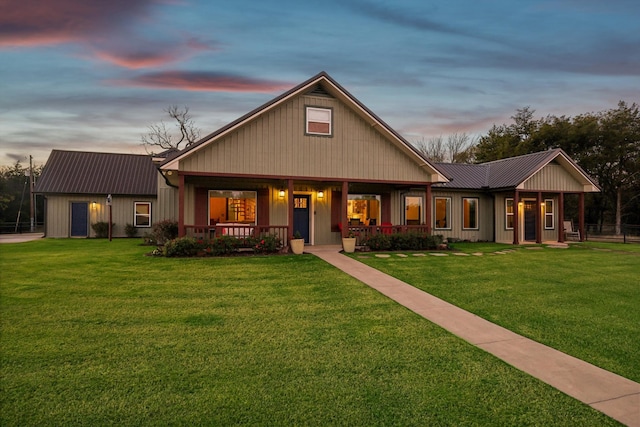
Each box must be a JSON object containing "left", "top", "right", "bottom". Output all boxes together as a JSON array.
[
  {"left": 70, "top": 202, "right": 88, "bottom": 237},
  {"left": 293, "top": 195, "right": 310, "bottom": 243},
  {"left": 524, "top": 201, "right": 536, "bottom": 241}
]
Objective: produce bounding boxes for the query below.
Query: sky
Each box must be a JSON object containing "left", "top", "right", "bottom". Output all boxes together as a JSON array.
[{"left": 1, "top": 0, "right": 639, "bottom": 167}]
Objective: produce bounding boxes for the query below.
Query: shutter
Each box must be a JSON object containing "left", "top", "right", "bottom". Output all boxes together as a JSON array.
[
  {"left": 194, "top": 188, "right": 208, "bottom": 225},
  {"left": 331, "top": 190, "right": 342, "bottom": 232},
  {"left": 257, "top": 188, "right": 270, "bottom": 225},
  {"left": 381, "top": 193, "right": 391, "bottom": 224}
]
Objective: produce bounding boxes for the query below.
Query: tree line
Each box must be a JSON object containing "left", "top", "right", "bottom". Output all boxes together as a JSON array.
[{"left": 415, "top": 101, "right": 640, "bottom": 228}]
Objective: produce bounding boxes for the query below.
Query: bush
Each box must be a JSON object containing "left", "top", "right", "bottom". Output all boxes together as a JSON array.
[
  {"left": 363, "top": 232, "right": 444, "bottom": 251},
  {"left": 148, "top": 220, "right": 178, "bottom": 245},
  {"left": 91, "top": 222, "right": 114, "bottom": 238},
  {"left": 207, "top": 235, "right": 241, "bottom": 256},
  {"left": 163, "top": 237, "right": 203, "bottom": 257},
  {"left": 252, "top": 234, "right": 282, "bottom": 254},
  {"left": 124, "top": 223, "right": 138, "bottom": 238}
]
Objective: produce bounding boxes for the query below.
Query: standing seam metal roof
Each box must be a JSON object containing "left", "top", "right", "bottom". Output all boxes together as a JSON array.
[{"left": 34, "top": 150, "right": 157, "bottom": 195}]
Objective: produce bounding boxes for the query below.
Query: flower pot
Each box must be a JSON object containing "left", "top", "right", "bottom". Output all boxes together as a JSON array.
[
  {"left": 342, "top": 237, "right": 356, "bottom": 253},
  {"left": 290, "top": 238, "right": 305, "bottom": 254}
]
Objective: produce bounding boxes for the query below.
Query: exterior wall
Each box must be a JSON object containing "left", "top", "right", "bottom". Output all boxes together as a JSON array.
[
  {"left": 431, "top": 190, "right": 494, "bottom": 242},
  {"left": 44, "top": 194, "right": 156, "bottom": 238},
  {"left": 523, "top": 163, "right": 584, "bottom": 192},
  {"left": 156, "top": 174, "right": 178, "bottom": 222},
  {"left": 494, "top": 193, "right": 560, "bottom": 243},
  {"left": 179, "top": 94, "right": 434, "bottom": 183}
]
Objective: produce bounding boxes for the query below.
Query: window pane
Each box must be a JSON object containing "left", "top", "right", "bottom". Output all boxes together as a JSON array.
[
  {"left": 435, "top": 198, "right": 449, "bottom": 229},
  {"left": 463, "top": 198, "right": 478, "bottom": 229},
  {"left": 506, "top": 199, "right": 514, "bottom": 229},
  {"left": 134, "top": 202, "right": 151, "bottom": 227},
  {"left": 405, "top": 196, "right": 422, "bottom": 225},
  {"left": 347, "top": 195, "right": 380, "bottom": 225},
  {"left": 209, "top": 191, "right": 256, "bottom": 224}
]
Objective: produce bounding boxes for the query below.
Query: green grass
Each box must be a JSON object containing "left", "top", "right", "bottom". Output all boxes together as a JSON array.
[
  {"left": 0, "top": 239, "right": 621, "bottom": 426},
  {"left": 355, "top": 242, "right": 640, "bottom": 383}
]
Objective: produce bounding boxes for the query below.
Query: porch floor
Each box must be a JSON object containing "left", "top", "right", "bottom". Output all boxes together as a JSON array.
[{"left": 304, "top": 246, "right": 640, "bottom": 427}]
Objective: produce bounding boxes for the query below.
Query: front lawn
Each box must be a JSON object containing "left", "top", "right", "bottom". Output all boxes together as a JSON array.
[
  {"left": 354, "top": 242, "right": 640, "bottom": 383},
  {"left": 0, "top": 239, "right": 619, "bottom": 425}
]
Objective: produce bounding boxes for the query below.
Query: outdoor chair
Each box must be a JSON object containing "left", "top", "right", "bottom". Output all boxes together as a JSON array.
[{"left": 564, "top": 221, "right": 580, "bottom": 240}]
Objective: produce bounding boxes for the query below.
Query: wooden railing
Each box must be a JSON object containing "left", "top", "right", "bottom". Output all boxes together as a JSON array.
[{"left": 184, "top": 224, "right": 290, "bottom": 246}]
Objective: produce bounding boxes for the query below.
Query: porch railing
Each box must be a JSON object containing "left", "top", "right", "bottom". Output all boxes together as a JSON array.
[{"left": 184, "top": 224, "right": 290, "bottom": 246}]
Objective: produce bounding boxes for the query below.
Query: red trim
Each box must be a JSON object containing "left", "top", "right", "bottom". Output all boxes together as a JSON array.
[
  {"left": 536, "top": 191, "right": 542, "bottom": 244},
  {"left": 426, "top": 184, "right": 432, "bottom": 233},
  {"left": 513, "top": 190, "right": 519, "bottom": 245},
  {"left": 341, "top": 181, "right": 348, "bottom": 238},
  {"left": 558, "top": 192, "right": 565, "bottom": 242},
  {"left": 178, "top": 174, "right": 185, "bottom": 237},
  {"left": 579, "top": 193, "right": 585, "bottom": 242},
  {"left": 287, "top": 179, "right": 294, "bottom": 240},
  {"left": 176, "top": 170, "right": 437, "bottom": 186}
]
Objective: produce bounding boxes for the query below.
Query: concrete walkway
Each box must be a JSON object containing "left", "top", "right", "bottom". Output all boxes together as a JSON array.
[
  {"left": 306, "top": 245, "right": 640, "bottom": 427},
  {"left": 0, "top": 233, "right": 44, "bottom": 244}
]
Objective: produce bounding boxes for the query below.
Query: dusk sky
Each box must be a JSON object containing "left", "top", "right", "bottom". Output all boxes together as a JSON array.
[{"left": 1, "top": 0, "right": 639, "bottom": 167}]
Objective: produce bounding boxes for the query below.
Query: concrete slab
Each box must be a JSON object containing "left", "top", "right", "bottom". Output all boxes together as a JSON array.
[
  {"left": 0, "top": 233, "right": 44, "bottom": 244},
  {"left": 305, "top": 246, "right": 640, "bottom": 426}
]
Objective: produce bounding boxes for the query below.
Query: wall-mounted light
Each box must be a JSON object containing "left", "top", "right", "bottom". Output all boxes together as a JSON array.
[
  {"left": 91, "top": 201, "right": 97, "bottom": 209},
  {"left": 278, "top": 189, "right": 285, "bottom": 199},
  {"left": 317, "top": 190, "right": 324, "bottom": 199}
]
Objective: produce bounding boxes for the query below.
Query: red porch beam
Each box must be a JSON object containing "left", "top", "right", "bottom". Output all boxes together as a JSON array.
[
  {"left": 287, "top": 179, "right": 294, "bottom": 240},
  {"left": 513, "top": 190, "right": 519, "bottom": 245},
  {"left": 342, "top": 181, "right": 349, "bottom": 238},
  {"left": 536, "top": 191, "right": 542, "bottom": 244},
  {"left": 178, "top": 173, "right": 185, "bottom": 237},
  {"left": 579, "top": 192, "right": 585, "bottom": 241},
  {"left": 558, "top": 192, "right": 565, "bottom": 243},
  {"left": 426, "top": 184, "right": 432, "bottom": 234}
]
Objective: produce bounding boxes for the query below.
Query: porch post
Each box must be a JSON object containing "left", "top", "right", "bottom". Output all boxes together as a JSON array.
[
  {"left": 558, "top": 192, "right": 565, "bottom": 243},
  {"left": 342, "top": 181, "right": 348, "bottom": 238},
  {"left": 426, "top": 184, "right": 432, "bottom": 233},
  {"left": 513, "top": 190, "right": 519, "bottom": 245},
  {"left": 536, "top": 191, "right": 542, "bottom": 244},
  {"left": 178, "top": 173, "right": 185, "bottom": 237},
  {"left": 579, "top": 192, "right": 585, "bottom": 242},
  {"left": 287, "top": 179, "right": 294, "bottom": 240}
]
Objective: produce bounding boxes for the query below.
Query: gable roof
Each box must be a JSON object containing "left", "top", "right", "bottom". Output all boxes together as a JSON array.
[
  {"left": 160, "top": 71, "right": 448, "bottom": 183},
  {"left": 435, "top": 149, "right": 600, "bottom": 191},
  {"left": 35, "top": 150, "right": 157, "bottom": 196}
]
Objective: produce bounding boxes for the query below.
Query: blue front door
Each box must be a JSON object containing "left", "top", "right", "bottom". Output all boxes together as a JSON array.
[
  {"left": 70, "top": 202, "right": 88, "bottom": 237},
  {"left": 293, "top": 195, "right": 310, "bottom": 243}
]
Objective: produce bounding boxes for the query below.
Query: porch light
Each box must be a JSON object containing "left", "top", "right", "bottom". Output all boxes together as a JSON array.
[
  {"left": 317, "top": 190, "right": 324, "bottom": 199},
  {"left": 278, "top": 189, "right": 285, "bottom": 198},
  {"left": 91, "top": 201, "right": 97, "bottom": 209}
]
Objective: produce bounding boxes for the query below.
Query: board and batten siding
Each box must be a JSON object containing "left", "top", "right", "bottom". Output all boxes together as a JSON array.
[
  {"left": 179, "top": 94, "right": 433, "bottom": 183},
  {"left": 523, "top": 163, "right": 584, "bottom": 192},
  {"left": 494, "top": 193, "right": 560, "bottom": 243},
  {"left": 44, "top": 195, "right": 156, "bottom": 238},
  {"left": 157, "top": 175, "right": 178, "bottom": 222},
  {"left": 431, "top": 191, "right": 494, "bottom": 242}
]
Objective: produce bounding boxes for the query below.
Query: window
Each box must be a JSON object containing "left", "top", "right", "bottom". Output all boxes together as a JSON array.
[
  {"left": 134, "top": 202, "right": 151, "bottom": 227},
  {"left": 306, "top": 107, "right": 332, "bottom": 136},
  {"left": 434, "top": 197, "right": 451, "bottom": 229},
  {"left": 463, "top": 198, "right": 478, "bottom": 230},
  {"left": 209, "top": 191, "right": 256, "bottom": 225},
  {"left": 347, "top": 195, "right": 380, "bottom": 225},
  {"left": 405, "top": 196, "right": 422, "bottom": 225},
  {"left": 505, "top": 198, "right": 514, "bottom": 229},
  {"left": 544, "top": 199, "right": 554, "bottom": 229}
]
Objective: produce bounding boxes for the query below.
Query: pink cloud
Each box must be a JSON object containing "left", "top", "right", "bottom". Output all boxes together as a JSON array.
[
  {"left": 0, "top": 0, "right": 155, "bottom": 48},
  {"left": 110, "top": 71, "right": 293, "bottom": 93}
]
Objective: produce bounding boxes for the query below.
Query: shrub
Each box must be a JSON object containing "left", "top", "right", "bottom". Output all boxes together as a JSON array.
[
  {"left": 124, "top": 223, "right": 138, "bottom": 238},
  {"left": 207, "top": 236, "right": 241, "bottom": 256},
  {"left": 163, "top": 237, "right": 203, "bottom": 257},
  {"left": 252, "top": 234, "right": 282, "bottom": 254},
  {"left": 149, "top": 220, "right": 179, "bottom": 245},
  {"left": 91, "top": 222, "right": 114, "bottom": 238},
  {"left": 363, "top": 232, "right": 444, "bottom": 251}
]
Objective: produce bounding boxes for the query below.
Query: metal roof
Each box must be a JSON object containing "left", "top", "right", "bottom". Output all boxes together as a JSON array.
[
  {"left": 34, "top": 150, "right": 158, "bottom": 195},
  {"left": 435, "top": 149, "right": 599, "bottom": 191}
]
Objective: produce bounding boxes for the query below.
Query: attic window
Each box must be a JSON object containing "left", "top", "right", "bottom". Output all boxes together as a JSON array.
[{"left": 306, "top": 107, "right": 332, "bottom": 136}]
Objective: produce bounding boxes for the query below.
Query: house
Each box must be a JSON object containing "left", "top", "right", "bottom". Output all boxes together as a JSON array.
[
  {"left": 34, "top": 150, "right": 158, "bottom": 238},
  {"left": 433, "top": 150, "right": 600, "bottom": 244},
  {"left": 35, "top": 72, "right": 599, "bottom": 244}
]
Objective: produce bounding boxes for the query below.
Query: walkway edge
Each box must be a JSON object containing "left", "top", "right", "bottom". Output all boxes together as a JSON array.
[{"left": 307, "top": 248, "right": 640, "bottom": 427}]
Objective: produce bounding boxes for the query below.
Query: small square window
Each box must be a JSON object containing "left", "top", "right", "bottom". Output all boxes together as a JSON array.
[
  {"left": 134, "top": 202, "right": 151, "bottom": 227},
  {"left": 306, "top": 107, "right": 332, "bottom": 136}
]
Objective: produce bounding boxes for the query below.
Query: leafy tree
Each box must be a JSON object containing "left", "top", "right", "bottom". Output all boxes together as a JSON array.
[
  {"left": 0, "top": 161, "right": 44, "bottom": 231},
  {"left": 141, "top": 105, "right": 201, "bottom": 153},
  {"left": 474, "top": 107, "right": 540, "bottom": 162}
]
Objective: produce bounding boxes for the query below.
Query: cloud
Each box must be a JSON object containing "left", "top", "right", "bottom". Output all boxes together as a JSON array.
[
  {"left": 109, "top": 71, "right": 293, "bottom": 92},
  {"left": 0, "top": 0, "right": 156, "bottom": 48}
]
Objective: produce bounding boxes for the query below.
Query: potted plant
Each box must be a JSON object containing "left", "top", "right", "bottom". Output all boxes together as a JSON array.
[
  {"left": 290, "top": 230, "right": 305, "bottom": 254},
  {"left": 342, "top": 230, "right": 357, "bottom": 253}
]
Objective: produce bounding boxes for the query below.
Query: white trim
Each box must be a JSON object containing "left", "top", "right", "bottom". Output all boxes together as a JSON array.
[
  {"left": 134, "top": 201, "right": 152, "bottom": 227},
  {"left": 433, "top": 196, "right": 451, "bottom": 230},
  {"left": 462, "top": 197, "right": 479, "bottom": 230},
  {"left": 544, "top": 198, "right": 554, "bottom": 230}
]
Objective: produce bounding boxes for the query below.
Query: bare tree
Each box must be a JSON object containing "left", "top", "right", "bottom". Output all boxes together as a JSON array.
[
  {"left": 141, "top": 105, "right": 201, "bottom": 153},
  {"left": 413, "top": 136, "right": 446, "bottom": 162},
  {"left": 447, "top": 132, "right": 477, "bottom": 163}
]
